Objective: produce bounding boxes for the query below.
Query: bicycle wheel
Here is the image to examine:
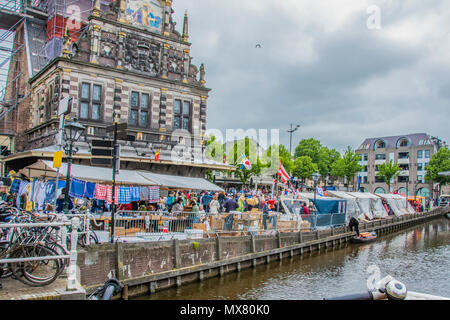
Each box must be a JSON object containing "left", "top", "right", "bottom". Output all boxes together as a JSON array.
[{"left": 11, "top": 245, "right": 62, "bottom": 287}]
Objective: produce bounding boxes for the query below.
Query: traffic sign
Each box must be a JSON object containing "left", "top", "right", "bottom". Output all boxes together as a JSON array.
[
  {"left": 92, "top": 140, "right": 113, "bottom": 148},
  {"left": 91, "top": 158, "right": 112, "bottom": 166},
  {"left": 106, "top": 122, "right": 127, "bottom": 133}
]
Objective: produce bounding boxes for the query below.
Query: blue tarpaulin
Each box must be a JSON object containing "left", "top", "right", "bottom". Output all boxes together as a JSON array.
[{"left": 309, "top": 198, "right": 347, "bottom": 214}]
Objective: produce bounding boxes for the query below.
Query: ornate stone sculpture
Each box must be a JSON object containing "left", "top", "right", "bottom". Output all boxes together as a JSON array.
[{"left": 123, "top": 35, "right": 161, "bottom": 76}]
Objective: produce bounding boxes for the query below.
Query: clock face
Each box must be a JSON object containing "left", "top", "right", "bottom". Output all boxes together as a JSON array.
[{"left": 125, "top": 0, "right": 164, "bottom": 33}]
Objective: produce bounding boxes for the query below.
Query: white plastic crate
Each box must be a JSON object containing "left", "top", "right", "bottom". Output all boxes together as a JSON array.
[{"left": 185, "top": 229, "right": 204, "bottom": 239}]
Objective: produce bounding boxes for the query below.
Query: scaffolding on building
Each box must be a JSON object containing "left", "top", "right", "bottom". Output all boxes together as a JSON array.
[{"left": 0, "top": 0, "right": 100, "bottom": 155}]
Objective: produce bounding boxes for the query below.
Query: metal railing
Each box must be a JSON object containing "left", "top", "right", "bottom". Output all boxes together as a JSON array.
[
  {"left": 99, "top": 210, "right": 348, "bottom": 241},
  {"left": 0, "top": 215, "right": 81, "bottom": 290}
]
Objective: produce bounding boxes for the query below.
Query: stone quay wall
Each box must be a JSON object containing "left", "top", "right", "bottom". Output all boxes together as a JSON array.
[{"left": 77, "top": 207, "right": 450, "bottom": 299}]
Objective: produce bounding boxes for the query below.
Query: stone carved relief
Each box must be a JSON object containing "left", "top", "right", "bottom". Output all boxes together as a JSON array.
[
  {"left": 168, "top": 50, "right": 183, "bottom": 74},
  {"left": 123, "top": 35, "right": 161, "bottom": 76},
  {"left": 100, "top": 43, "right": 115, "bottom": 58}
]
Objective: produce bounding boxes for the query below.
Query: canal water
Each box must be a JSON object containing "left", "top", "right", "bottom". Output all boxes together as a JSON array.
[{"left": 136, "top": 217, "right": 450, "bottom": 300}]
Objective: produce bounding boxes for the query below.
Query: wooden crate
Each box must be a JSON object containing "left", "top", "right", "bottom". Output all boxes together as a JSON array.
[
  {"left": 277, "top": 220, "right": 297, "bottom": 231},
  {"left": 300, "top": 221, "right": 311, "bottom": 232},
  {"left": 193, "top": 223, "right": 207, "bottom": 232}
]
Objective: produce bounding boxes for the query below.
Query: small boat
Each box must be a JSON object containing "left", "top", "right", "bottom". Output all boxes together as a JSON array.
[{"left": 350, "top": 232, "right": 377, "bottom": 244}]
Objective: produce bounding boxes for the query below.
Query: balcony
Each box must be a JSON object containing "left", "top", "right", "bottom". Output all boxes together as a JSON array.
[
  {"left": 374, "top": 159, "right": 386, "bottom": 165},
  {"left": 398, "top": 170, "right": 410, "bottom": 176},
  {"left": 397, "top": 158, "right": 410, "bottom": 165}
]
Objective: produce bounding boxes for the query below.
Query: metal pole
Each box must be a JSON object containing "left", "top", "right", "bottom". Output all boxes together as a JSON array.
[
  {"left": 54, "top": 115, "right": 65, "bottom": 206},
  {"left": 63, "top": 142, "right": 73, "bottom": 214},
  {"left": 289, "top": 123, "right": 293, "bottom": 156},
  {"left": 314, "top": 181, "right": 317, "bottom": 210},
  {"left": 110, "top": 122, "right": 118, "bottom": 243}
]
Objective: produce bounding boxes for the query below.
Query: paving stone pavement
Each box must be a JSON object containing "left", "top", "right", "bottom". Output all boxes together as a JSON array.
[{"left": 0, "top": 276, "right": 68, "bottom": 300}]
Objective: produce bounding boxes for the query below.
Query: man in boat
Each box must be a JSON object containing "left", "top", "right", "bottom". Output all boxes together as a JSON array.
[{"left": 348, "top": 216, "right": 360, "bottom": 237}]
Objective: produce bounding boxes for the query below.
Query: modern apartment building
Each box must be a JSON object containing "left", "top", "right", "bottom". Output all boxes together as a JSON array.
[{"left": 356, "top": 133, "right": 445, "bottom": 199}]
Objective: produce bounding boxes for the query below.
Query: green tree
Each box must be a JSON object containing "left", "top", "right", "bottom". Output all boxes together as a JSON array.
[
  {"left": 341, "top": 146, "right": 362, "bottom": 186},
  {"left": 205, "top": 135, "right": 225, "bottom": 163},
  {"left": 227, "top": 137, "right": 267, "bottom": 185},
  {"left": 294, "top": 138, "right": 340, "bottom": 181},
  {"left": 329, "top": 147, "right": 362, "bottom": 187},
  {"left": 262, "top": 144, "right": 293, "bottom": 175},
  {"left": 330, "top": 157, "right": 346, "bottom": 181},
  {"left": 292, "top": 156, "right": 318, "bottom": 183},
  {"left": 294, "top": 138, "right": 322, "bottom": 162},
  {"left": 377, "top": 160, "right": 402, "bottom": 192},
  {"left": 425, "top": 147, "right": 450, "bottom": 194}
]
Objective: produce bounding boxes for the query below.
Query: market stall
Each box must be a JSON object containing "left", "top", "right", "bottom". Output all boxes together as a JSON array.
[
  {"left": 376, "top": 194, "right": 414, "bottom": 216},
  {"left": 325, "top": 190, "right": 365, "bottom": 220},
  {"left": 348, "top": 192, "right": 388, "bottom": 219}
]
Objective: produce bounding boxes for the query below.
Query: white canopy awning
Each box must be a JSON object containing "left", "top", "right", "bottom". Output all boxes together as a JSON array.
[
  {"left": 18, "top": 160, "right": 224, "bottom": 191},
  {"left": 19, "top": 160, "right": 157, "bottom": 186},
  {"left": 137, "top": 171, "right": 224, "bottom": 192}
]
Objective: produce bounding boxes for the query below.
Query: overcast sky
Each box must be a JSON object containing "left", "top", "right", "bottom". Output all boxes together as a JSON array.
[{"left": 172, "top": 0, "right": 450, "bottom": 153}]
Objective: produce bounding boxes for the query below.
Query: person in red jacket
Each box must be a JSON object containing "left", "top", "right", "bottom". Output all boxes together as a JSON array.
[{"left": 301, "top": 202, "right": 310, "bottom": 215}]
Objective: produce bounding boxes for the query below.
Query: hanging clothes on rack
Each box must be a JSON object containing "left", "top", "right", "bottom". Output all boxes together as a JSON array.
[
  {"left": 69, "top": 178, "right": 86, "bottom": 199},
  {"left": 140, "top": 186, "right": 150, "bottom": 201},
  {"left": 44, "top": 181, "right": 57, "bottom": 205},
  {"left": 149, "top": 186, "right": 161, "bottom": 203},
  {"left": 33, "top": 181, "right": 47, "bottom": 210},
  {"left": 131, "top": 187, "right": 141, "bottom": 202},
  {"left": 10, "top": 179, "right": 21, "bottom": 194},
  {"left": 94, "top": 184, "right": 108, "bottom": 201},
  {"left": 106, "top": 186, "right": 119, "bottom": 205},
  {"left": 118, "top": 187, "right": 132, "bottom": 204},
  {"left": 84, "top": 182, "right": 96, "bottom": 199},
  {"left": 16, "top": 180, "right": 30, "bottom": 208}
]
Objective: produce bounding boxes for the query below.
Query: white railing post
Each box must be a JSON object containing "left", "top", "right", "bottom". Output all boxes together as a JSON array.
[
  {"left": 59, "top": 215, "right": 68, "bottom": 251},
  {"left": 66, "top": 217, "right": 80, "bottom": 291},
  {"left": 85, "top": 210, "right": 91, "bottom": 246}
]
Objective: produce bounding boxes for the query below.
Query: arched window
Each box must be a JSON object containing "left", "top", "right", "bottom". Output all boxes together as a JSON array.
[
  {"left": 374, "top": 187, "right": 385, "bottom": 194},
  {"left": 416, "top": 187, "right": 430, "bottom": 198},
  {"left": 398, "top": 187, "right": 408, "bottom": 196},
  {"left": 396, "top": 137, "right": 410, "bottom": 148},
  {"left": 374, "top": 139, "right": 387, "bottom": 150}
]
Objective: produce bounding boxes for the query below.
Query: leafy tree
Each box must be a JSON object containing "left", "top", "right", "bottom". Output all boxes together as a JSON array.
[
  {"left": 262, "top": 144, "right": 293, "bottom": 175},
  {"left": 294, "top": 138, "right": 341, "bottom": 181},
  {"left": 292, "top": 156, "right": 318, "bottom": 183},
  {"left": 376, "top": 160, "right": 402, "bottom": 192},
  {"left": 329, "top": 147, "right": 362, "bottom": 187},
  {"left": 330, "top": 157, "right": 346, "bottom": 180},
  {"left": 294, "top": 138, "right": 322, "bottom": 162},
  {"left": 425, "top": 147, "right": 450, "bottom": 194},
  {"left": 205, "top": 135, "right": 225, "bottom": 163},
  {"left": 227, "top": 137, "right": 267, "bottom": 185},
  {"left": 341, "top": 146, "right": 362, "bottom": 186}
]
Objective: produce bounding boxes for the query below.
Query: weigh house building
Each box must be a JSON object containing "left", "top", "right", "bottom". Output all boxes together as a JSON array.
[{"left": 0, "top": 0, "right": 232, "bottom": 179}]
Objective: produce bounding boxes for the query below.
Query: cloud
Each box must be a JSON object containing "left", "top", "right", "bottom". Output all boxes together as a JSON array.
[{"left": 173, "top": 0, "right": 450, "bottom": 153}]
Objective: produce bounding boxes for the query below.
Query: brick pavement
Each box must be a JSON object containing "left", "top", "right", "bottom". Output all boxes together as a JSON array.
[{"left": 0, "top": 277, "right": 68, "bottom": 300}]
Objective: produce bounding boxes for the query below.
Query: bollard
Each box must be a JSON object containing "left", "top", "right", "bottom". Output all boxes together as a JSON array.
[
  {"left": 66, "top": 217, "right": 81, "bottom": 291},
  {"left": 150, "top": 281, "right": 157, "bottom": 294}
]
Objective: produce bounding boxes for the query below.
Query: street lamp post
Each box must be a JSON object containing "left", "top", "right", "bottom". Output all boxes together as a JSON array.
[
  {"left": 62, "top": 118, "right": 86, "bottom": 214},
  {"left": 312, "top": 172, "right": 321, "bottom": 212},
  {"left": 287, "top": 124, "right": 300, "bottom": 156}
]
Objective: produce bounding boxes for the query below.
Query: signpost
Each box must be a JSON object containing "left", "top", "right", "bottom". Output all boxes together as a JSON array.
[
  {"left": 54, "top": 97, "right": 72, "bottom": 205},
  {"left": 90, "top": 122, "right": 130, "bottom": 242}
]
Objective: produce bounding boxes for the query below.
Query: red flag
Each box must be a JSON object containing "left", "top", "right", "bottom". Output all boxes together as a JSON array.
[{"left": 278, "top": 160, "right": 290, "bottom": 183}]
